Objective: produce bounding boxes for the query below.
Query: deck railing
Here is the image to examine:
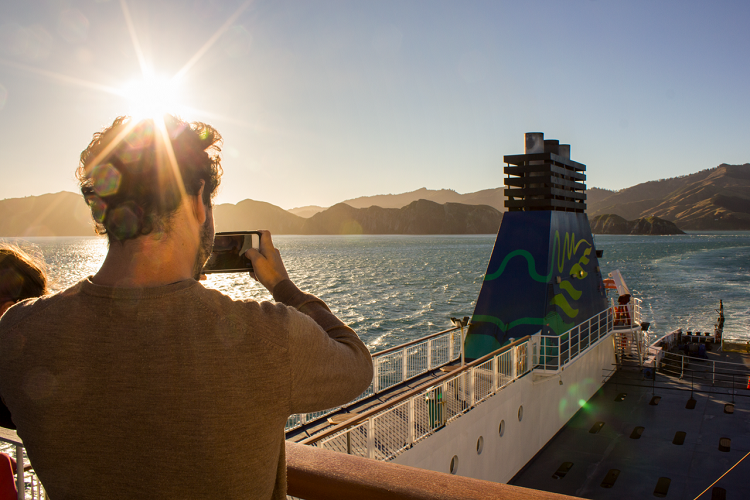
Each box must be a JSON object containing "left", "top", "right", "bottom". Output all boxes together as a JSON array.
[
  {"left": 301, "top": 337, "right": 531, "bottom": 460},
  {"left": 0, "top": 428, "right": 45, "bottom": 500},
  {"left": 285, "top": 326, "right": 462, "bottom": 431},
  {"left": 285, "top": 440, "right": 585, "bottom": 500},
  {"left": 532, "top": 308, "right": 613, "bottom": 372},
  {"left": 648, "top": 333, "right": 750, "bottom": 385}
]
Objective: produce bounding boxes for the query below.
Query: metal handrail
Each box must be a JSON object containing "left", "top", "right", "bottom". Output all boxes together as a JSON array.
[
  {"left": 533, "top": 308, "right": 613, "bottom": 372},
  {"left": 285, "top": 441, "right": 585, "bottom": 500},
  {"left": 286, "top": 324, "right": 462, "bottom": 432},
  {"left": 301, "top": 336, "right": 531, "bottom": 446},
  {"left": 370, "top": 326, "right": 460, "bottom": 357}
]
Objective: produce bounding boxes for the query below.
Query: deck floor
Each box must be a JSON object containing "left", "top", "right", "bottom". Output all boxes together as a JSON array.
[{"left": 510, "top": 351, "right": 750, "bottom": 499}]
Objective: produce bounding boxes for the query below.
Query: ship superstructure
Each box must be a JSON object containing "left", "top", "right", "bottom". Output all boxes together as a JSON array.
[{"left": 286, "top": 133, "right": 645, "bottom": 486}]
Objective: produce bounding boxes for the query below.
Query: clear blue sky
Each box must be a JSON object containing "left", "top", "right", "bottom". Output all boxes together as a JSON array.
[{"left": 0, "top": 0, "right": 748, "bottom": 209}]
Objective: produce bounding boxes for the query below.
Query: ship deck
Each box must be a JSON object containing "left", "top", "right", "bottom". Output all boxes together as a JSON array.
[{"left": 510, "top": 349, "right": 750, "bottom": 499}]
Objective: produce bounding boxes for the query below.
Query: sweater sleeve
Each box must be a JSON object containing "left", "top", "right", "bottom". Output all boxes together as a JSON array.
[{"left": 272, "top": 279, "right": 373, "bottom": 414}]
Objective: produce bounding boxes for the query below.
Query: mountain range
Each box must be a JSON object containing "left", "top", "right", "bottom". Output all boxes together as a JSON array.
[
  {"left": 288, "top": 187, "right": 505, "bottom": 217},
  {"left": 0, "top": 162, "right": 748, "bottom": 236},
  {"left": 586, "top": 164, "right": 750, "bottom": 230}
]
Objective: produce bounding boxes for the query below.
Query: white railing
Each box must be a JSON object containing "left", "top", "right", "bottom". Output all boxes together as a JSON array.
[
  {"left": 648, "top": 331, "right": 750, "bottom": 383},
  {"left": 285, "top": 326, "right": 463, "bottom": 431},
  {"left": 0, "top": 430, "right": 45, "bottom": 500},
  {"left": 307, "top": 338, "right": 531, "bottom": 461},
  {"left": 532, "top": 308, "right": 613, "bottom": 372}
]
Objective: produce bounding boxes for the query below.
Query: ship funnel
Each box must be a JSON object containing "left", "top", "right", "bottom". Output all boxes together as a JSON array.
[
  {"left": 464, "top": 133, "right": 605, "bottom": 360},
  {"left": 525, "top": 133, "right": 544, "bottom": 154},
  {"left": 504, "top": 133, "right": 587, "bottom": 213}
]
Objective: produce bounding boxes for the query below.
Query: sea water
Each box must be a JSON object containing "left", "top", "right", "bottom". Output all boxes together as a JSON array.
[{"left": 3, "top": 232, "right": 749, "bottom": 352}]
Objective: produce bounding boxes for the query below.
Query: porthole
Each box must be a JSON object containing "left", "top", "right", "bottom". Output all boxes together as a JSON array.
[
  {"left": 518, "top": 405, "right": 524, "bottom": 422},
  {"left": 476, "top": 436, "right": 484, "bottom": 455},
  {"left": 449, "top": 455, "right": 459, "bottom": 474},
  {"left": 499, "top": 420, "right": 505, "bottom": 437}
]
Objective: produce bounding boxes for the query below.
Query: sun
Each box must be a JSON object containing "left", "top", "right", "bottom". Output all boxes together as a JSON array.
[{"left": 121, "top": 74, "right": 185, "bottom": 120}]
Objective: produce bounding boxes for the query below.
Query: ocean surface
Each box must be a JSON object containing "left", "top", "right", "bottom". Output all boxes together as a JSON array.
[{"left": 2, "top": 232, "right": 749, "bottom": 352}]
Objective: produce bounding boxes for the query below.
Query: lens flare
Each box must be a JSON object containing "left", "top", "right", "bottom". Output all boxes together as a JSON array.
[
  {"left": 92, "top": 163, "right": 122, "bottom": 197},
  {"left": 121, "top": 75, "right": 184, "bottom": 120}
]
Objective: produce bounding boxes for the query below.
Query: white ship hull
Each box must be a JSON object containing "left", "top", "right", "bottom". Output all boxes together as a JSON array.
[{"left": 391, "top": 330, "right": 618, "bottom": 482}]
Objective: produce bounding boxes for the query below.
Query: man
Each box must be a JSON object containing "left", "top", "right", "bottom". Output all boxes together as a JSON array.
[{"left": 0, "top": 115, "right": 373, "bottom": 499}]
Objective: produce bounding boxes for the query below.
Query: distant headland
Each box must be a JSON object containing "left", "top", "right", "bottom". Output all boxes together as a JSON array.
[{"left": 0, "top": 163, "right": 748, "bottom": 236}]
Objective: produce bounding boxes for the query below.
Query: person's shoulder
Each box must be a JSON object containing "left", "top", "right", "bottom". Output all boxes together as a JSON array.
[
  {"left": 190, "top": 282, "right": 291, "bottom": 315},
  {"left": 188, "top": 283, "right": 301, "bottom": 346},
  {"left": 0, "top": 280, "right": 85, "bottom": 332}
]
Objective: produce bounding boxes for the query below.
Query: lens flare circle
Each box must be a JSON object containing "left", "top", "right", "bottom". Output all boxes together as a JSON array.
[{"left": 121, "top": 75, "right": 184, "bottom": 120}]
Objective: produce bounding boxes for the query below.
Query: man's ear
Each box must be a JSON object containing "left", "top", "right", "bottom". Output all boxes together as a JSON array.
[{"left": 191, "top": 181, "right": 207, "bottom": 225}]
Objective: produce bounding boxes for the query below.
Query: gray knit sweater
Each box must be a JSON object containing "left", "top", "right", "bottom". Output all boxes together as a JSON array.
[{"left": 0, "top": 277, "right": 373, "bottom": 499}]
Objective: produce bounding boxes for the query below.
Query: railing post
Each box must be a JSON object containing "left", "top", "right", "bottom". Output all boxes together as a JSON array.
[
  {"left": 15, "top": 444, "right": 23, "bottom": 500},
  {"left": 492, "top": 356, "right": 498, "bottom": 392},
  {"left": 427, "top": 339, "right": 433, "bottom": 370},
  {"left": 372, "top": 359, "right": 380, "bottom": 394},
  {"left": 712, "top": 362, "right": 715, "bottom": 385},
  {"left": 469, "top": 368, "right": 475, "bottom": 407},
  {"left": 511, "top": 346, "right": 518, "bottom": 380},
  {"left": 525, "top": 341, "right": 531, "bottom": 373},
  {"left": 408, "top": 398, "right": 415, "bottom": 446},
  {"left": 681, "top": 356, "right": 684, "bottom": 379},
  {"left": 449, "top": 330, "right": 454, "bottom": 361},
  {"left": 367, "top": 417, "right": 375, "bottom": 459},
  {"left": 402, "top": 351, "right": 408, "bottom": 382}
]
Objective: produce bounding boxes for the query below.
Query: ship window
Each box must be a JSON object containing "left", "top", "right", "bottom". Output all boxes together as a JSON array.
[
  {"left": 630, "top": 426, "right": 644, "bottom": 439},
  {"left": 654, "top": 477, "right": 671, "bottom": 497},
  {"left": 498, "top": 420, "right": 505, "bottom": 437},
  {"left": 589, "top": 422, "right": 605, "bottom": 434},
  {"left": 552, "top": 462, "right": 573, "bottom": 480},
  {"left": 600, "top": 469, "right": 620, "bottom": 488},
  {"left": 712, "top": 486, "right": 727, "bottom": 500},
  {"left": 615, "top": 393, "right": 627, "bottom": 402},
  {"left": 724, "top": 404, "right": 734, "bottom": 414},
  {"left": 649, "top": 396, "right": 661, "bottom": 405},
  {"left": 673, "top": 431, "right": 686, "bottom": 445},
  {"left": 476, "top": 436, "right": 484, "bottom": 455},
  {"left": 449, "top": 455, "right": 459, "bottom": 474},
  {"left": 719, "top": 438, "right": 731, "bottom": 452},
  {"left": 518, "top": 406, "right": 523, "bottom": 421},
  {"left": 686, "top": 398, "right": 697, "bottom": 409}
]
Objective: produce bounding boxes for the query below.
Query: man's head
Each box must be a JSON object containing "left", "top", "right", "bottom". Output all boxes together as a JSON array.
[{"left": 77, "top": 115, "right": 223, "bottom": 243}]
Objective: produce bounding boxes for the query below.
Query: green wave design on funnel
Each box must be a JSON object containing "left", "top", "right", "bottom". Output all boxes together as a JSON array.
[
  {"left": 472, "top": 312, "right": 574, "bottom": 335},
  {"left": 483, "top": 249, "right": 551, "bottom": 283},
  {"left": 484, "top": 232, "right": 592, "bottom": 283},
  {"left": 559, "top": 280, "right": 582, "bottom": 300},
  {"left": 550, "top": 293, "right": 579, "bottom": 319}
]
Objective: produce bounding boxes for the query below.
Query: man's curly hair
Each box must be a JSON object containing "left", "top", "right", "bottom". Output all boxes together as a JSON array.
[{"left": 76, "top": 115, "right": 223, "bottom": 242}]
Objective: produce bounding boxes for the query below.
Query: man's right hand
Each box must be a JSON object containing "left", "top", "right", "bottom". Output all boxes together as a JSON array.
[{"left": 245, "top": 230, "right": 290, "bottom": 293}]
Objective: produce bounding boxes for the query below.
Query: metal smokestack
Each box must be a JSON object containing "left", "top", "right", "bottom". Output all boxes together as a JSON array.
[
  {"left": 544, "top": 140, "right": 559, "bottom": 155},
  {"left": 558, "top": 144, "right": 570, "bottom": 159},
  {"left": 525, "top": 133, "right": 544, "bottom": 154}
]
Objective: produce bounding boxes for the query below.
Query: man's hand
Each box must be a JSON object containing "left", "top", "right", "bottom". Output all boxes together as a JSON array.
[{"left": 245, "top": 230, "right": 290, "bottom": 293}]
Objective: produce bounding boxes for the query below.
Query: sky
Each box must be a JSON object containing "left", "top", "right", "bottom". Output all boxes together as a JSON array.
[{"left": 0, "top": 0, "right": 748, "bottom": 210}]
